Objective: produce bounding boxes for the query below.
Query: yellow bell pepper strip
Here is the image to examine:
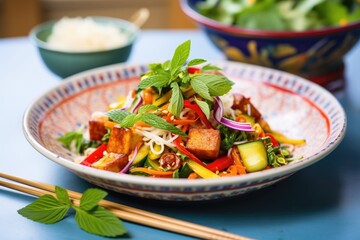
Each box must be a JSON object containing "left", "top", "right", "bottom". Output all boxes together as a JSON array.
[
  {"left": 173, "top": 136, "right": 207, "bottom": 167},
  {"left": 269, "top": 130, "right": 306, "bottom": 146},
  {"left": 183, "top": 99, "right": 213, "bottom": 129},
  {"left": 186, "top": 159, "right": 220, "bottom": 179},
  {"left": 206, "top": 156, "right": 234, "bottom": 173},
  {"left": 80, "top": 143, "right": 107, "bottom": 166},
  {"left": 129, "top": 167, "right": 174, "bottom": 177}
]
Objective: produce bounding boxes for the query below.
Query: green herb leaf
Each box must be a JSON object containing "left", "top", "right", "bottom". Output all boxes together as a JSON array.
[
  {"left": 57, "top": 129, "right": 84, "bottom": 154},
  {"left": 18, "top": 194, "right": 70, "bottom": 224},
  {"left": 170, "top": 40, "right": 191, "bottom": 77},
  {"left": 138, "top": 73, "right": 170, "bottom": 89},
  {"left": 79, "top": 188, "right": 107, "bottom": 211},
  {"left": 187, "top": 58, "right": 207, "bottom": 66},
  {"left": 142, "top": 113, "right": 187, "bottom": 137},
  {"left": 74, "top": 205, "right": 126, "bottom": 237},
  {"left": 138, "top": 104, "right": 159, "bottom": 114},
  {"left": 194, "top": 98, "right": 210, "bottom": 119},
  {"left": 217, "top": 125, "right": 248, "bottom": 150},
  {"left": 168, "top": 82, "right": 184, "bottom": 117},
  {"left": 190, "top": 77, "right": 212, "bottom": 101},
  {"left": 107, "top": 109, "right": 132, "bottom": 124},
  {"left": 193, "top": 74, "right": 234, "bottom": 96},
  {"left": 120, "top": 114, "right": 141, "bottom": 128},
  {"left": 201, "top": 64, "right": 222, "bottom": 72},
  {"left": 55, "top": 186, "right": 71, "bottom": 205}
]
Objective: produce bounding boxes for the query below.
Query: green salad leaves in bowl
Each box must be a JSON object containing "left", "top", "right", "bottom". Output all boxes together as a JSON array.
[{"left": 181, "top": 0, "right": 360, "bottom": 91}]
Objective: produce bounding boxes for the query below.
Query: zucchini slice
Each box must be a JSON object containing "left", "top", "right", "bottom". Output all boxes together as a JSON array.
[
  {"left": 132, "top": 144, "right": 149, "bottom": 167},
  {"left": 237, "top": 140, "right": 268, "bottom": 172}
]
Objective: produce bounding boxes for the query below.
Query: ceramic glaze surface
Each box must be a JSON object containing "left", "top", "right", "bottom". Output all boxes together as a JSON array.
[{"left": 23, "top": 61, "right": 346, "bottom": 201}]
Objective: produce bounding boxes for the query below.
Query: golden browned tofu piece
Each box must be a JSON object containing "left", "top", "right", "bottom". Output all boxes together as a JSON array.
[
  {"left": 92, "top": 153, "right": 128, "bottom": 172},
  {"left": 89, "top": 120, "right": 107, "bottom": 141},
  {"left": 106, "top": 126, "right": 142, "bottom": 155},
  {"left": 186, "top": 128, "right": 221, "bottom": 160}
]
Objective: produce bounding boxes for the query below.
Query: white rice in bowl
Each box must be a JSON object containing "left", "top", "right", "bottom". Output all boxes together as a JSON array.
[{"left": 47, "top": 17, "right": 130, "bottom": 52}]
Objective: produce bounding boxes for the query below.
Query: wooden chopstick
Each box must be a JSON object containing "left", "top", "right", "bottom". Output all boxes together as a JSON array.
[{"left": 0, "top": 172, "right": 252, "bottom": 240}]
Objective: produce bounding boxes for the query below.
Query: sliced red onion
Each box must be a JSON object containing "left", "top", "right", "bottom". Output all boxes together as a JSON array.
[
  {"left": 121, "top": 95, "right": 143, "bottom": 113},
  {"left": 213, "top": 97, "right": 254, "bottom": 132},
  {"left": 130, "top": 95, "right": 143, "bottom": 113},
  {"left": 119, "top": 146, "right": 139, "bottom": 174}
]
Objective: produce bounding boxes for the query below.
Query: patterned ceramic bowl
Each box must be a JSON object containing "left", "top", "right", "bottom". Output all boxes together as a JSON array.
[
  {"left": 181, "top": 0, "right": 360, "bottom": 91},
  {"left": 23, "top": 61, "right": 346, "bottom": 201}
]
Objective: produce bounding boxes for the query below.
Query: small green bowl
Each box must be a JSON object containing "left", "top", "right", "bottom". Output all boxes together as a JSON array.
[{"left": 29, "top": 17, "right": 139, "bottom": 78}]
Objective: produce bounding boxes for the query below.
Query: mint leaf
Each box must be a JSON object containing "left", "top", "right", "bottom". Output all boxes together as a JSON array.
[
  {"left": 79, "top": 188, "right": 107, "bottom": 211},
  {"left": 74, "top": 205, "right": 126, "bottom": 237},
  {"left": 55, "top": 186, "right": 71, "bottom": 205},
  {"left": 141, "top": 113, "right": 187, "bottom": 137},
  {"left": 192, "top": 74, "right": 234, "bottom": 96},
  {"left": 18, "top": 194, "right": 70, "bottom": 224},
  {"left": 168, "top": 82, "right": 184, "bottom": 117},
  {"left": 194, "top": 98, "right": 211, "bottom": 119},
  {"left": 120, "top": 114, "right": 141, "bottom": 128},
  {"left": 170, "top": 40, "right": 191, "bottom": 77},
  {"left": 201, "top": 64, "right": 222, "bottom": 72},
  {"left": 138, "top": 73, "right": 170, "bottom": 89},
  {"left": 107, "top": 109, "right": 132, "bottom": 124},
  {"left": 138, "top": 104, "right": 159, "bottom": 114},
  {"left": 190, "top": 77, "right": 212, "bottom": 101},
  {"left": 188, "top": 58, "right": 206, "bottom": 66}
]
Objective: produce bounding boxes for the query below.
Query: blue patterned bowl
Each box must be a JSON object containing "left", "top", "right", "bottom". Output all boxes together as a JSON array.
[
  {"left": 23, "top": 61, "right": 346, "bottom": 201},
  {"left": 181, "top": 0, "right": 360, "bottom": 91}
]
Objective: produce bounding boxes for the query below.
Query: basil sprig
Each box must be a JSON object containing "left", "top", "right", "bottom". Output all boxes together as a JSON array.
[
  {"left": 137, "top": 40, "right": 234, "bottom": 117},
  {"left": 18, "top": 187, "right": 126, "bottom": 237}
]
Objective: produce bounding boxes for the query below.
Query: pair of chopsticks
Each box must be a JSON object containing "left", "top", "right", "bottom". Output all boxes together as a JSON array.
[{"left": 0, "top": 172, "right": 252, "bottom": 240}]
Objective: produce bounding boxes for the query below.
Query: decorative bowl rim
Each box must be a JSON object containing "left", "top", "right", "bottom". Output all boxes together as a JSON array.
[{"left": 180, "top": 0, "right": 360, "bottom": 38}]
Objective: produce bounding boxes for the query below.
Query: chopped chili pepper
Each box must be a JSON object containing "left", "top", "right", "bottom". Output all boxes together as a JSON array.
[
  {"left": 173, "top": 136, "right": 206, "bottom": 167},
  {"left": 206, "top": 156, "right": 234, "bottom": 172},
  {"left": 187, "top": 66, "right": 201, "bottom": 74},
  {"left": 265, "top": 133, "right": 279, "bottom": 147},
  {"left": 183, "top": 99, "right": 213, "bottom": 129},
  {"left": 80, "top": 143, "right": 107, "bottom": 166}
]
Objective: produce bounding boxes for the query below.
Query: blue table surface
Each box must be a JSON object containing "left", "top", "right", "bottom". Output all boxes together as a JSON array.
[{"left": 1, "top": 30, "right": 360, "bottom": 240}]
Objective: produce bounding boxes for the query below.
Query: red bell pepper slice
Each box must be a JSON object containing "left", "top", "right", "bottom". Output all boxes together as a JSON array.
[
  {"left": 80, "top": 143, "right": 107, "bottom": 166},
  {"left": 183, "top": 99, "right": 213, "bottom": 129},
  {"left": 173, "top": 136, "right": 206, "bottom": 167},
  {"left": 187, "top": 66, "right": 201, "bottom": 74},
  {"left": 265, "top": 133, "right": 279, "bottom": 147},
  {"left": 206, "top": 156, "right": 234, "bottom": 172}
]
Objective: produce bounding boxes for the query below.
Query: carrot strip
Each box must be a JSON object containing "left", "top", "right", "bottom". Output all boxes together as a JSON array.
[
  {"left": 160, "top": 103, "right": 170, "bottom": 111},
  {"left": 104, "top": 121, "right": 118, "bottom": 129},
  {"left": 236, "top": 115, "right": 247, "bottom": 123},
  {"left": 188, "top": 172, "right": 199, "bottom": 179},
  {"left": 230, "top": 146, "right": 247, "bottom": 175},
  {"left": 133, "top": 121, "right": 151, "bottom": 128},
  {"left": 169, "top": 118, "right": 197, "bottom": 125},
  {"left": 129, "top": 167, "right": 174, "bottom": 177}
]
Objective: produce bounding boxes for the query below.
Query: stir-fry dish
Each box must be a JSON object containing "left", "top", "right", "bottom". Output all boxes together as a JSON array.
[{"left": 59, "top": 40, "right": 305, "bottom": 179}]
